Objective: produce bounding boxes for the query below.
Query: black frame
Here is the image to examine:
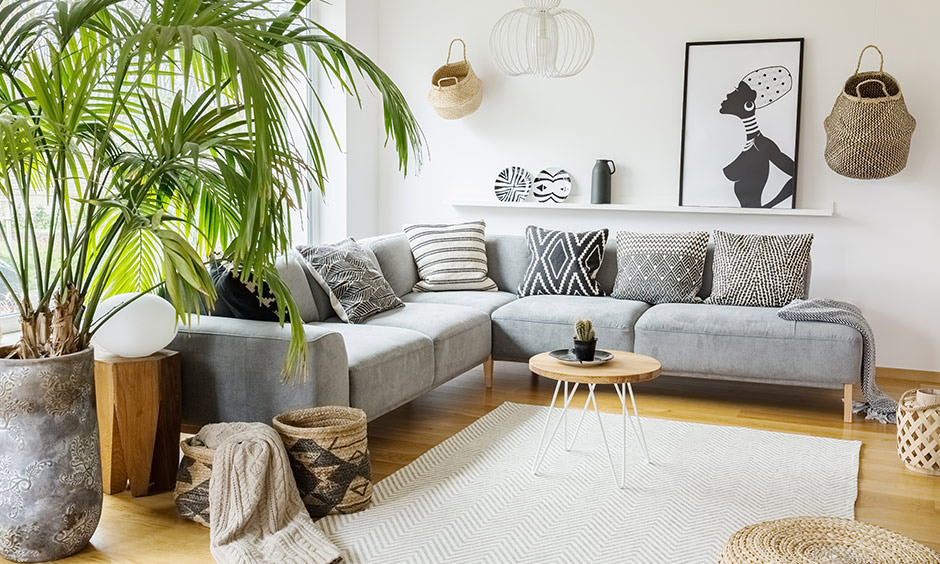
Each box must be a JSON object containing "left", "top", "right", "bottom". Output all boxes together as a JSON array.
[{"left": 678, "top": 38, "right": 805, "bottom": 209}]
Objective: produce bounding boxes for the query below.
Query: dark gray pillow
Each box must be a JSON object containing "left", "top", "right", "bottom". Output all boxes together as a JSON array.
[
  {"left": 705, "top": 231, "right": 813, "bottom": 307},
  {"left": 518, "top": 226, "right": 608, "bottom": 297},
  {"left": 612, "top": 231, "right": 709, "bottom": 304},
  {"left": 298, "top": 238, "right": 404, "bottom": 323}
]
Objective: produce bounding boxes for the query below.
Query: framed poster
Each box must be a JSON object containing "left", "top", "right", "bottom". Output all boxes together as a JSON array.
[{"left": 679, "top": 38, "right": 804, "bottom": 209}]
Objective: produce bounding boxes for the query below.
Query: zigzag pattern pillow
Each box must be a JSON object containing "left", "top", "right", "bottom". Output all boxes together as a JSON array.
[
  {"left": 705, "top": 231, "right": 813, "bottom": 307},
  {"left": 298, "top": 238, "right": 404, "bottom": 323},
  {"left": 612, "top": 231, "right": 709, "bottom": 304},
  {"left": 518, "top": 226, "right": 608, "bottom": 297}
]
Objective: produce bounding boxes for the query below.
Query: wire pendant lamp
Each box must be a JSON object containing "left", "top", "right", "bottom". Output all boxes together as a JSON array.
[{"left": 490, "top": 0, "right": 594, "bottom": 78}]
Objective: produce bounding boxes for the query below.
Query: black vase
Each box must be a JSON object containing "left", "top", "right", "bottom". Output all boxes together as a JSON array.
[
  {"left": 572, "top": 339, "right": 597, "bottom": 362},
  {"left": 591, "top": 159, "right": 616, "bottom": 204}
]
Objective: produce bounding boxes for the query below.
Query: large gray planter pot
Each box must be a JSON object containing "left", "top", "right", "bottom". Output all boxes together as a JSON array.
[{"left": 0, "top": 348, "right": 102, "bottom": 562}]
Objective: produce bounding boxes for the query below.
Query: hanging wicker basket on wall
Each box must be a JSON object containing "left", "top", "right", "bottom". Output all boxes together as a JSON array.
[
  {"left": 897, "top": 389, "right": 940, "bottom": 477},
  {"left": 824, "top": 45, "right": 916, "bottom": 180},
  {"left": 428, "top": 39, "right": 483, "bottom": 120}
]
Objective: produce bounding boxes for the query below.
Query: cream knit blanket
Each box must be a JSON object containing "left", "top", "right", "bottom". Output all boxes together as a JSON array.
[{"left": 197, "top": 423, "right": 343, "bottom": 564}]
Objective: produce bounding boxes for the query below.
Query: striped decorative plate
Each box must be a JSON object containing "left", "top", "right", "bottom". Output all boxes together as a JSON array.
[{"left": 494, "top": 166, "right": 533, "bottom": 202}]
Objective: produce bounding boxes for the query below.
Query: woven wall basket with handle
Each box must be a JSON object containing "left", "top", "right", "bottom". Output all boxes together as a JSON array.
[
  {"left": 428, "top": 38, "right": 483, "bottom": 120},
  {"left": 824, "top": 45, "right": 916, "bottom": 180},
  {"left": 273, "top": 406, "right": 373, "bottom": 517}
]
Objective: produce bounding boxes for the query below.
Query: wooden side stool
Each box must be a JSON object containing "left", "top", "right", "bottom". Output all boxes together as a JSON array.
[{"left": 95, "top": 349, "right": 182, "bottom": 497}]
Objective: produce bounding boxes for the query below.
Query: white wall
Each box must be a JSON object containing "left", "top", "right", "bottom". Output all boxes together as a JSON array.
[
  {"left": 339, "top": 0, "right": 940, "bottom": 371},
  {"left": 313, "top": 0, "right": 382, "bottom": 243}
]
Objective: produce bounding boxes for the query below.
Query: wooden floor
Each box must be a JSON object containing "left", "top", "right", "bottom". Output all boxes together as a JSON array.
[{"left": 12, "top": 363, "right": 939, "bottom": 563}]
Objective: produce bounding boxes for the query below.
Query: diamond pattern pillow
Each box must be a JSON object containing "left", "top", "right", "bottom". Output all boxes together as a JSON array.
[
  {"left": 518, "top": 226, "right": 608, "bottom": 297},
  {"left": 298, "top": 238, "right": 404, "bottom": 323},
  {"left": 612, "top": 231, "right": 709, "bottom": 304},
  {"left": 705, "top": 231, "right": 814, "bottom": 307}
]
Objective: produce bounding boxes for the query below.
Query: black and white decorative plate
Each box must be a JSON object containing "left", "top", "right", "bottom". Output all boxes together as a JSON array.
[
  {"left": 494, "top": 166, "right": 533, "bottom": 202},
  {"left": 548, "top": 349, "right": 615, "bottom": 366},
  {"left": 533, "top": 167, "right": 572, "bottom": 203}
]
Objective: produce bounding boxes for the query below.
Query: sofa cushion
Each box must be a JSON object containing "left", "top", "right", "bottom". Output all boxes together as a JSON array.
[
  {"left": 316, "top": 323, "right": 434, "bottom": 419},
  {"left": 518, "top": 225, "right": 609, "bottom": 297},
  {"left": 276, "top": 248, "right": 320, "bottom": 322},
  {"left": 402, "top": 291, "right": 517, "bottom": 315},
  {"left": 209, "top": 264, "right": 280, "bottom": 322},
  {"left": 359, "top": 234, "right": 419, "bottom": 298},
  {"left": 491, "top": 295, "right": 650, "bottom": 362},
  {"left": 299, "top": 238, "right": 404, "bottom": 323},
  {"left": 705, "top": 231, "right": 813, "bottom": 307},
  {"left": 363, "top": 303, "right": 491, "bottom": 385},
  {"left": 633, "top": 303, "right": 862, "bottom": 388},
  {"left": 612, "top": 231, "right": 709, "bottom": 304},
  {"left": 403, "top": 220, "right": 498, "bottom": 292}
]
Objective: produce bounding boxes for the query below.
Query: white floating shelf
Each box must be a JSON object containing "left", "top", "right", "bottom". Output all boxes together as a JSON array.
[{"left": 452, "top": 200, "right": 834, "bottom": 217}]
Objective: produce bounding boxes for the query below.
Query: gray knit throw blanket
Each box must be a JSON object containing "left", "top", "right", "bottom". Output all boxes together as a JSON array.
[
  {"left": 778, "top": 298, "right": 897, "bottom": 423},
  {"left": 198, "top": 423, "right": 344, "bottom": 564}
]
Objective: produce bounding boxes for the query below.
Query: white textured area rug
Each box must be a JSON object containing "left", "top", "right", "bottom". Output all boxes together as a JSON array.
[{"left": 320, "top": 402, "right": 860, "bottom": 564}]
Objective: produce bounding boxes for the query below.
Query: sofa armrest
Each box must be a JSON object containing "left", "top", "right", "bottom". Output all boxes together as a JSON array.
[{"left": 170, "top": 316, "right": 349, "bottom": 427}]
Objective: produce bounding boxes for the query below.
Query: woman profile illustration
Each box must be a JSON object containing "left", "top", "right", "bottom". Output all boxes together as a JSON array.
[{"left": 720, "top": 66, "right": 795, "bottom": 208}]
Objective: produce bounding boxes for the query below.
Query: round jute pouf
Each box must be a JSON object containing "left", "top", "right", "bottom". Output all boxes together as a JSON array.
[{"left": 719, "top": 517, "right": 940, "bottom": 564}]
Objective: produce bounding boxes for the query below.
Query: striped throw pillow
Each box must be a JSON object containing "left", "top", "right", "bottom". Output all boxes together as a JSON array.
[{"left": 403, "top": 220, "right": 498, "bottom": 292}]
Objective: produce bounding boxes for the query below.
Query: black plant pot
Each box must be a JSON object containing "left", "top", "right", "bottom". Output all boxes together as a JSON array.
[{"left": 572, "top": 338, "right": 597, "bottom": 362}]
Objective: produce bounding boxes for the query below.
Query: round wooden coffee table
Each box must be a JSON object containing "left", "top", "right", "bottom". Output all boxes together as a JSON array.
[{"left": 528, "top": 350, "right": 662, "bottom": 489}]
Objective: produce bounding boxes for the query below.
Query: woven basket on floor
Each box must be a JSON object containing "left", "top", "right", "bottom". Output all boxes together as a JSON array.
[
  {"left": 898, "top": 389, "right": 940, "bottom": 476},
  {"left": 824, "top": 45, "right": 916, "bottom": 180},
  {"left": 720, "top": 517, "right": 940, "bottom": 563},
  {"left": 273, "top": 406, "right": 373, "bottom": 518},
  {"left": 174, "top": 437, "right": 215, "bottom": 527},
  {"left": 428, "top": 39, "right": 483, "bottom": 120}
]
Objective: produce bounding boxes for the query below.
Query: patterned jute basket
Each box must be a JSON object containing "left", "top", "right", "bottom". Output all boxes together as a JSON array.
[
  {"left": 897, "top": 388, "right": 940, "bottom": 476},
  {"left": 174, "top": 436, "right": 215, "bottom": 527},
  {"left": 719, "top": 516, "right": 940, "bottom": 564},
  {"left": 273, "top": 406, "right": 373, "bottom": 518},
  {"left": 428, "top": 38, "right": 483, "bottom": 120},
  {"left": 824, "top": 45, "right": 916, "bottom": 180}
]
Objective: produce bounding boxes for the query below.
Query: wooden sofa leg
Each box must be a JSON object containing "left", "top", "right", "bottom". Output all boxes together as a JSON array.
[
  {"left": 843, "top": 384, "right": 853, "bottom": 423},
  {"left": 483, "top": 355, "right": 494, "bottom": 390}
]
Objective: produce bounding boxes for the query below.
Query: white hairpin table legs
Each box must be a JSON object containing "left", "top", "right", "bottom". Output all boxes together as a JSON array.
[{"left": 532, "top": 380, "right": 652, "bottom": 489}]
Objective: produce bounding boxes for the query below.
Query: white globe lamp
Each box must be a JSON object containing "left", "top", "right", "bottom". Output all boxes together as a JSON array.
[{"left": 92, "top": 293, "right": 179, "bottom": 358}]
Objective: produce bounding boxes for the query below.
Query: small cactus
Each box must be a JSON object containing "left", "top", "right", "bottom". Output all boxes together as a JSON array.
[{"left": 574, "top": 319, "right": 595, "bottom": 342}]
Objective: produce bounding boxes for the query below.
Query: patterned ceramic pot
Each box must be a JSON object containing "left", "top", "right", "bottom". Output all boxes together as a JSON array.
[{"left": 0, "top": 348, "right": 102, "bottom": 562}]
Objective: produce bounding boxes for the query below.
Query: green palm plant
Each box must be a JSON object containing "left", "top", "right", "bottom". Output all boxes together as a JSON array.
[{"left": 0, "top": 0, "right": 423, "bottom": 376}]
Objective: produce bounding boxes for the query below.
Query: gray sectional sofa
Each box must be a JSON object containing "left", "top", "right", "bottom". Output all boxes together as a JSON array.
[{"left": 172, "top": 233, "right": 863, "bottom": 428}]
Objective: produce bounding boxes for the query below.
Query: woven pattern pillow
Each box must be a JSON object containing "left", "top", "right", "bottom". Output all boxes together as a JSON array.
[
  {"left": 612, "top": 231, "right": 709, "bottom": 304},
  {"left": 705, "top": 231, "right": 813, "bottom": 307},
  {"left": 402, "top": 220, "right": 498, "bottom": 292},
  {"left": 518, "top": 226, "right": 608, "bottom": 297},
  {"left": 298, "top": 238, "right": 403, "bottom": 323}
]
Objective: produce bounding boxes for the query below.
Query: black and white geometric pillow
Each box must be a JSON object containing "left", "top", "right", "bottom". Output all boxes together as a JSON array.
[
  {"left": 209, "top": 263, "right": 280, "bottom": 322},
  {"left": 612, "top": 231, "right": 709, "bottom": 304},
  {"left": 518, "top": 226, "right": 608, "bottom": 297},
  {"left": 298, "top": 238, "right": 404, "bottom": 323},
  {"left": 402, "top": 220, "right": 499, "bottom": 292},
  {"left": 494, "top": 166, "right": 533, "bottom": 202},
  {"left": 705, "top": 230, "right": 814, "bottom": 308},
  {"left": 533, "top": 168, "right": 571, "bottom": 203}
]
